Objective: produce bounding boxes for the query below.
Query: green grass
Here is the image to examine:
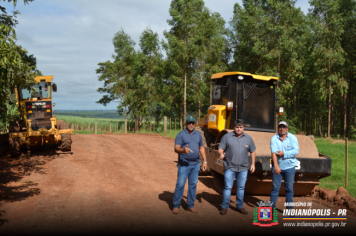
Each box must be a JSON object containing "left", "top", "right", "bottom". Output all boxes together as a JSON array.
[
  {"left": 315, "top": 138, "right": 356, "bottom": 197},
  {"left": 56, "top": 115, "right": 125, "bottom": 132}
]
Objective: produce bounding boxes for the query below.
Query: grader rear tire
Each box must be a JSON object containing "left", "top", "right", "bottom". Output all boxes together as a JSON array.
[
  {"left": 9, "top": 122, "right": 20, "bottom": 132},
  {"left": 195, "top": 126, "right": 215, "bottom": 174},
  {"left": 9, "top": 137, "right": 21, "bottom": 157},
  {"left": 59, "top": 133, "right": 71, "bottom": 151}
]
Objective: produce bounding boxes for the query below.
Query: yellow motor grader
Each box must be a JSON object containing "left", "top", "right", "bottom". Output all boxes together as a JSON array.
[
  {"left": 196, "top": 71, "right": 331, "bottom": 196},
  {"left": 8, "top": 75, "right": 73, "bottom": 156}
]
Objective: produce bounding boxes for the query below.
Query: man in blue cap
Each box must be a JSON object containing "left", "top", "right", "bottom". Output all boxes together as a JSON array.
[
  {"left": 270, "top": 121, "right": 299, "bottom": 210},
  {"left": 172, "top": 115, "right": 207, "bottom": 214}
]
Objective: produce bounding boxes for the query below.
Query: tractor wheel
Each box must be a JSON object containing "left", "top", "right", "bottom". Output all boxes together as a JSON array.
[
  {"left": 211, "top": 170, "right": 224, "bottom": 194},
  {"left": 195, "top": 126, "right": 216, "bottom": 174},
  {"left": 8, "top": 137, "right": 21, "bottom": 157},
  {"left": 59, "top": 133, "right": 71, "bottom": 151},
  {"left": 9, "top": 122, "right": 20, "bottom": 132}
]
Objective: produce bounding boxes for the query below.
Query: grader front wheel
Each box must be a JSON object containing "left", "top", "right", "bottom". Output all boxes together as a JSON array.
[
  {"left": 59, "top": 133, "right": 71, "bottom": 151},
  {"left": 9, "top": 137, "right": 21, "bottom": 157}
]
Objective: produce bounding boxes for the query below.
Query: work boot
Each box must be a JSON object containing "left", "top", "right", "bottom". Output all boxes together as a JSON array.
[
  {"left": 237, "top": 208, "right": 248, "bottom": 215},
  {"left": 187, "top": 208, "right": 198, "bottom": 214},
  {"left": 220, "top": 208, "right": 227, "bottom": 215},
  {"left": 172, "top": 208, "right": 179, "bottom": 214}
]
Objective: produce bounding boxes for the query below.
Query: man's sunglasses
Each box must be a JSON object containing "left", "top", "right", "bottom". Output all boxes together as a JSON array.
[
  {"left": 278, "top": 126, "right": 287, "bottom": 129},
  {"left": 187, "top": 122, "right": 195, "bottom": 125}
]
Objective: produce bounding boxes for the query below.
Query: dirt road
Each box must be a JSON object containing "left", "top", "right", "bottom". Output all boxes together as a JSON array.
[{"left": 0, "top": 134, "right": 355, "bottom": 235}]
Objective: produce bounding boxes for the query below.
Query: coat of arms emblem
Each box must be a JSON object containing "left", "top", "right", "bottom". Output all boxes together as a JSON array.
[{"left": 252, "top": 201, "right": 279, "bottom": 227}]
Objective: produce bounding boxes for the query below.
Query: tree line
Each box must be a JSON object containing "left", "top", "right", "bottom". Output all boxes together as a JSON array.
[
  {"left": 0, "top": 0, "right": 41, "bottom": 132},
  {"left": 1, "top": 0, "right": 355, "bottom": 139},
  {"left": 97, "top": 0, "right": 356, "bottom": 139}
]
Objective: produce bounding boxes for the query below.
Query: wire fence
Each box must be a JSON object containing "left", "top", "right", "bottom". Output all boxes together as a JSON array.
[
  {"left": 67, "top": 116, "right": 190, "bottom": 139},
  {"left": 1, "top": 115, "right": 204, "bottom": 140}
]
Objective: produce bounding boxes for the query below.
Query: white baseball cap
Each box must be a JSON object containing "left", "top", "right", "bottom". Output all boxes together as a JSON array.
[{"left": 278, "top": 121, "right": 288, "bottom": 127}]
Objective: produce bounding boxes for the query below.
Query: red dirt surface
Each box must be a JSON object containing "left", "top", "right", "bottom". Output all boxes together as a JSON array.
[{"left": 0, "top": 134, "right": 355, "bottom": 235}]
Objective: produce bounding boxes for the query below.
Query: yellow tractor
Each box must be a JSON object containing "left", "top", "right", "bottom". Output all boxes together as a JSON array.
[
  {"left": 8, "top": 75, "right": 73, "bottom": 156},
  {"left": 197, "top": 71, "right": 331, "bottom": 196}
]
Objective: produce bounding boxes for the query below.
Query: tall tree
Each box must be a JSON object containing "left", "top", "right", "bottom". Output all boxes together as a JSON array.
[
  {"left": 191, "top": 11, "right": 229, "bottom": 119},
  {"left": 163, "top": 0, "right": 207, "bottom": 123},
  {"left": 96, "top": 29, "right": 136, "bottom": 120},
  {"left": 139, "top": 27, "right": 162, "bottom": 131},
  {"left": 339, "top": 0, "right": 356, "bottom": 137},
  {"left": 309, "top": 0, "right": 345, "bottom": 137},
  {"left": 230, "top": 0, "right": 307, "bottom": 130},
  {"left": 0, "top": 0, "right": 37, "bottom": 131}
]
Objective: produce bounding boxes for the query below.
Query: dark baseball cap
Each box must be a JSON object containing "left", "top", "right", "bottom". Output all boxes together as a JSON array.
[{"left": 186, "top": 116, "right": 196, "bottom": 123}]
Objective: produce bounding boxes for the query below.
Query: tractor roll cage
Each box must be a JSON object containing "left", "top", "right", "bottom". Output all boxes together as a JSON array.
[{"left": 212, "top": 73, "right": 279, "bottom": 132}]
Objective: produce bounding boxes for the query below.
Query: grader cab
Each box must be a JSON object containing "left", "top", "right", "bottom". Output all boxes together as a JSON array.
[
  {"left": 197, "top": 72, "right": 331, "bottom": 196},
  {"left": 8, "top": 76, "right": 72, "bottom": 156}
]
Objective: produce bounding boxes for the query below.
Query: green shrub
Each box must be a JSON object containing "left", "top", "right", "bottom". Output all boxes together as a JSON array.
[{"left": 350, "top": 125, "right": 356, "bottom": 140}]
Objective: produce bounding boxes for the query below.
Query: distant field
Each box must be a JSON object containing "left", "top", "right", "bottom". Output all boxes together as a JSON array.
[
  {"left": 56, "top": 115, "right": 125, "bottom": 132},
  {"left": 56, "top": 115, "right": 183, "bottom": 135},
  {"left": 315, "top": 138, "right": 356, "bottom": 197},
  {"left": 55, "top": 110, "right": 126, "bottom": 119}
]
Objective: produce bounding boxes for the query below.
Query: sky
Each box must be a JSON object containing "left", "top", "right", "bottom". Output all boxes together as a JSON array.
[{"left": 2, "top": 0, "right": 311, "bottom": 110}]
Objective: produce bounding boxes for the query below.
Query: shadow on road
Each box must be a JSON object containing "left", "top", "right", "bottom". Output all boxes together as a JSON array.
[
  {"left": 197, "top": 176, "right": 275, "bottom": 211},
  {"left": 0, "top": 144, "right": 61, "bottom": 225},
  {"left": 198, "top": 176, "right": 215, "bottom": 190},
  {"left": 158, "top": 191, "right": 188, "bottom": 210},
  {"left": 0, "top": 209, "right": 8, "bottom": 226}
]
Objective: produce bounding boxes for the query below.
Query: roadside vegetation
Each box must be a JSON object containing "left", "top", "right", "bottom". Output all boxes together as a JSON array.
[
  {"left": 0, "top": 0, "right": 41, "bottom": 133},
  {"left": 315, "top": 138, "right": 356, "bottom": 197}
]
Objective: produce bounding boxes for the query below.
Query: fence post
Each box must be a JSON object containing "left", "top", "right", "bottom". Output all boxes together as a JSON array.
[
  {"left": 95, "top": 122, "right": 97, "bottom": 134},
  {"left": 150, "top": 118, "right": 152, "bottom": 132},
  {"left": 125, "top": 118, "right": 127, "bottom": 134},
  {"left": 346, "top": 137, "right": 348, "bottom": 188},
  {"left": 110, "top": 124, "right": 112, "bottom": 133},
  {"left": 89, "top": 123, "right": 90, "bottom": 134},
  {"left": 117, "top": 120, "right": 119, "bottom": 133},
  {"left": 164, "top": 116, "right": 167, "bottom": 137}
]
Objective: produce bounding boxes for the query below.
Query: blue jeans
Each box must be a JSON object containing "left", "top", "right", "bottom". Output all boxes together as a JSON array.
[
  {"left": 221, "top": 168, "right": 248, "bottom": 209},
  {"left": 270, "top": 166, "right": 295, "bottom": 209},
  {"left": 172, "top": 163, "right": 200, "bottom": 209}
]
